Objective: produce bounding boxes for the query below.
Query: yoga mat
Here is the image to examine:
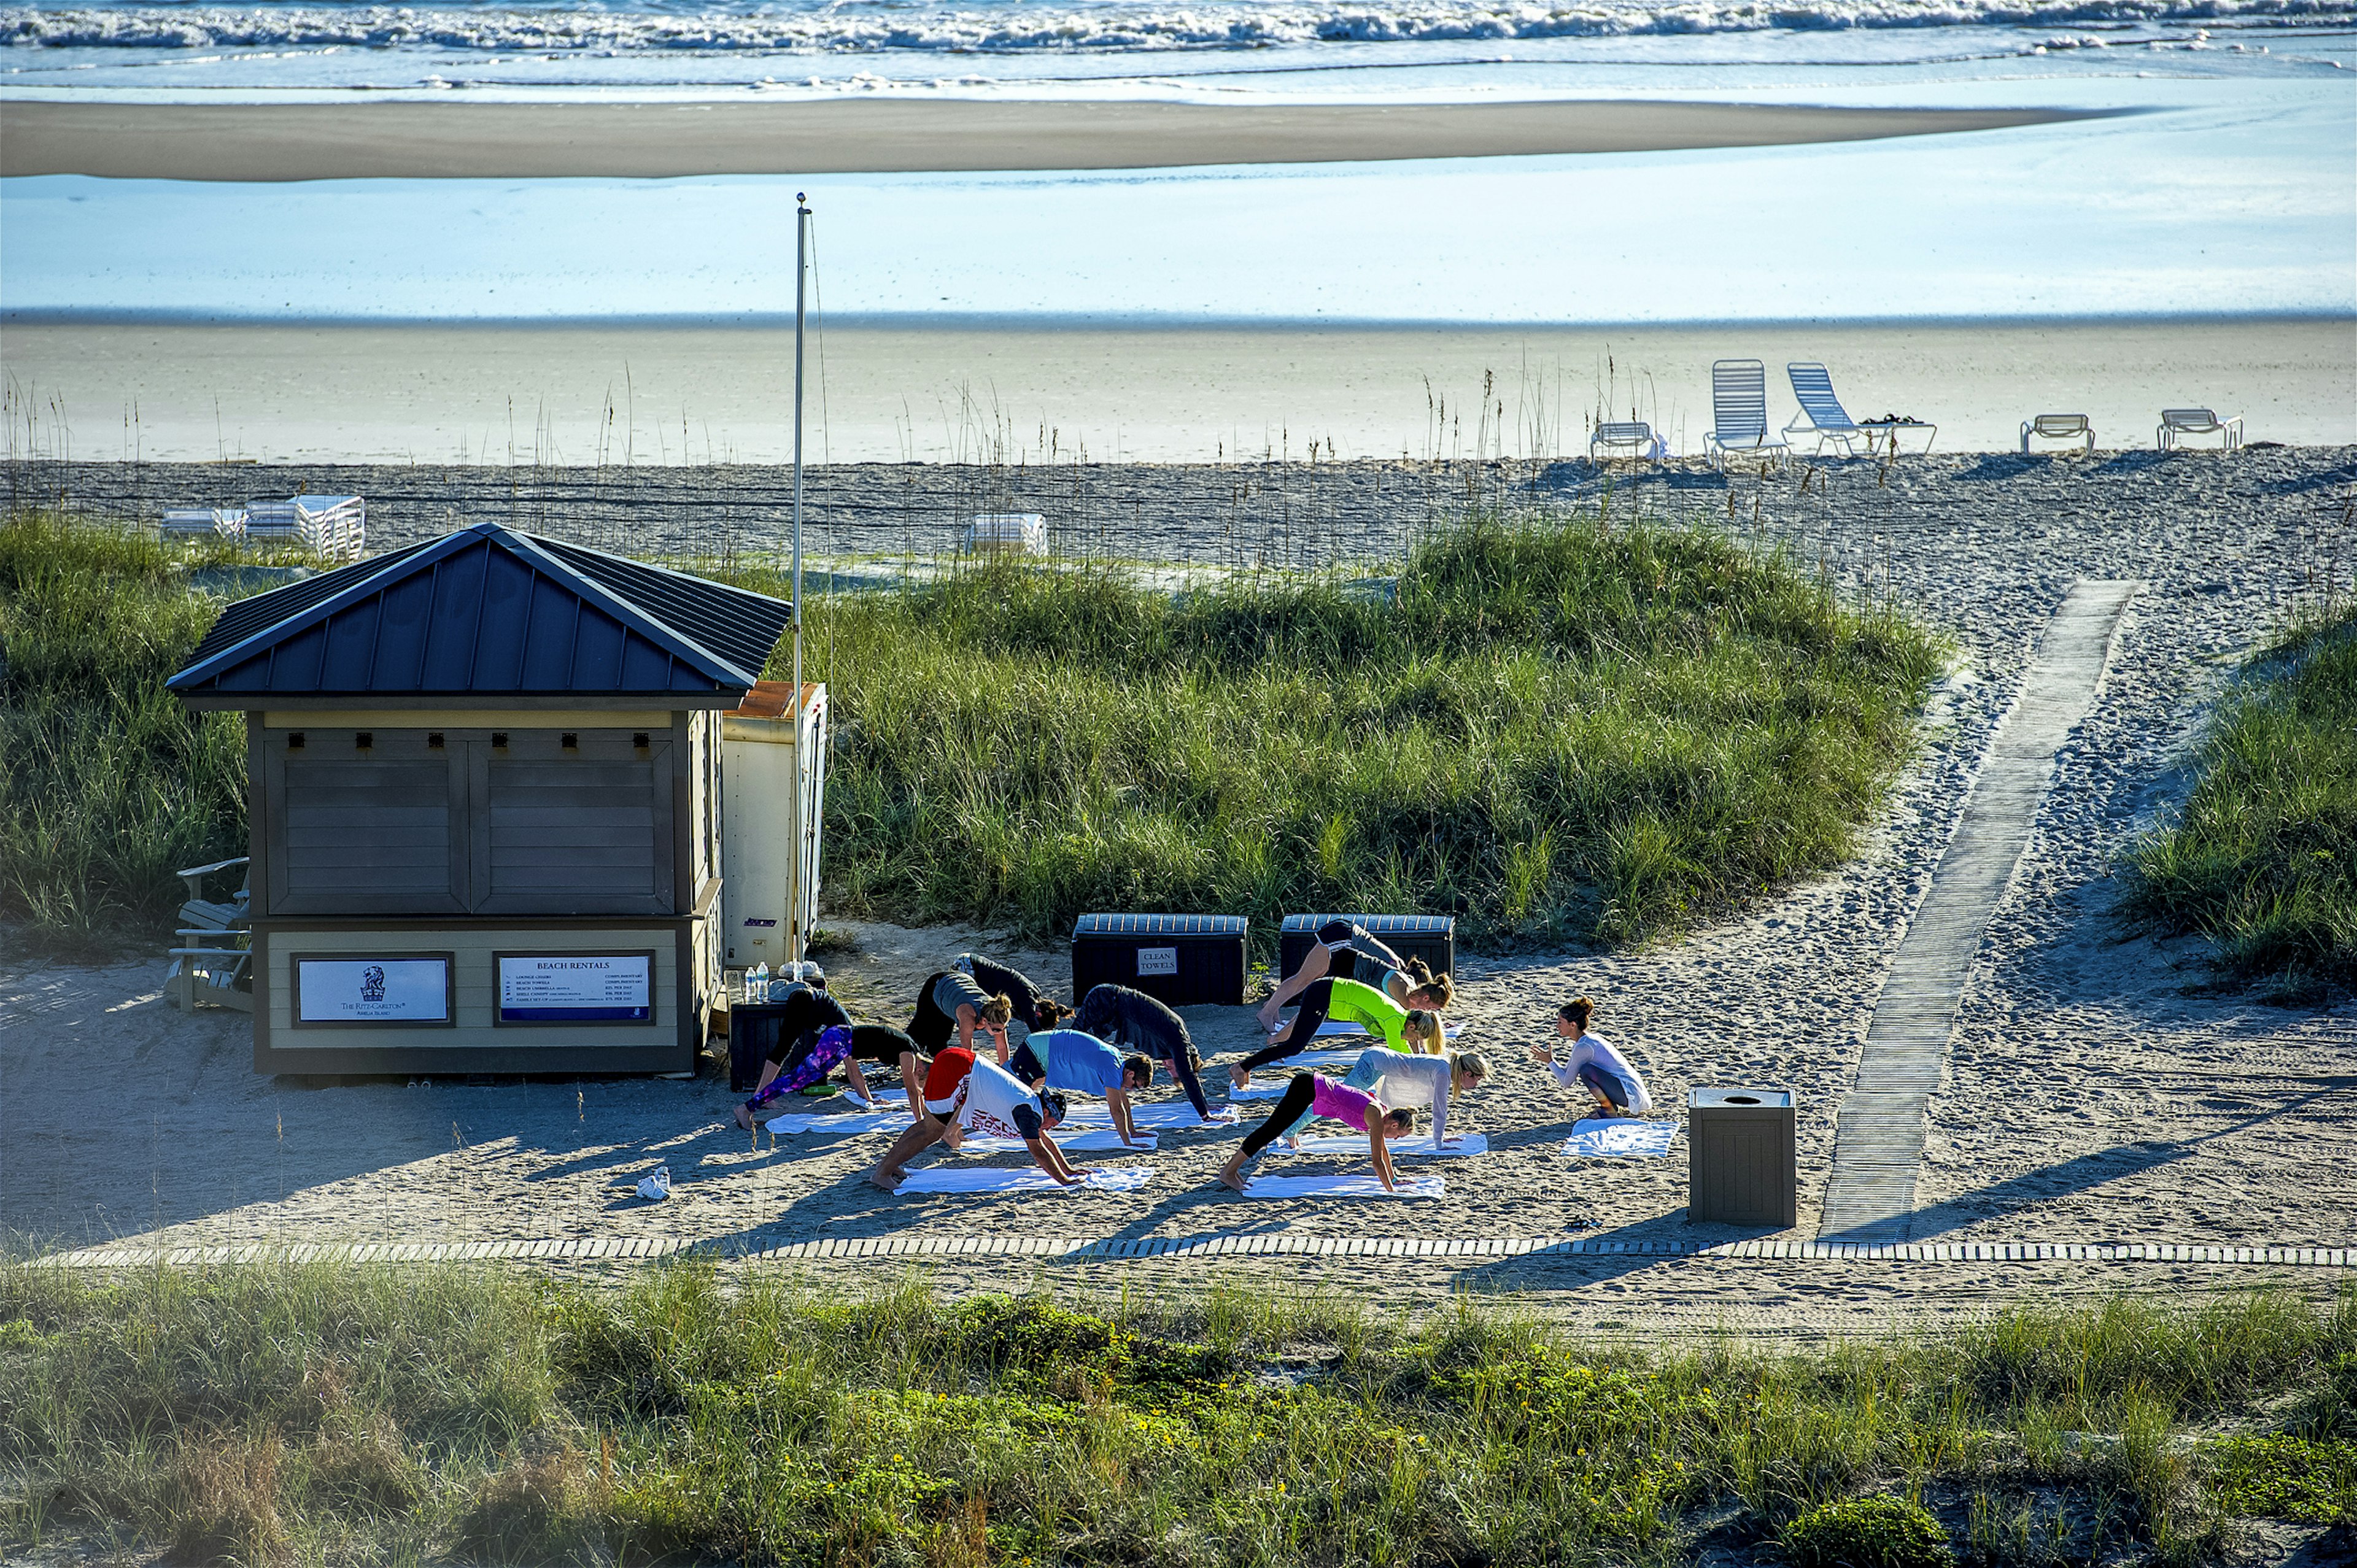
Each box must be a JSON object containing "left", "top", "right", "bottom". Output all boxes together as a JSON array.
[
  {"left": 1226, "top": 1081, "right": 1290, "bottom": 1101},
  {"left": 1563, "top": 1119, "right": 1679, "bottom": 1159},
  {"left": 1237, "top": 1173, "right": 1446, "bottom": 1199},
  {"left": 1308, "top": 1018, "right": 1465, "bottom": 1040},
  {"left": 1063, "top": 1102, "right": 1239, "bottom": 1128},
  {"left": 1282, "top": 1132, "right": 1488, "bottom": 1159},
  {"left": 765, "top": 1109, "right": 913, "bottom": 1138},
  {"left": 959, "top": 1127, "right": 1158, "bottom": 1154},
  {"left": 896, "top": 1165, "right": 1155, "bottom": 1195}
]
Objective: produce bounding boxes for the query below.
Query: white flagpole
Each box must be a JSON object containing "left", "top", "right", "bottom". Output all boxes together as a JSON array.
[{"left": 788, "top": 192, "right": 810, "bottom": 970}]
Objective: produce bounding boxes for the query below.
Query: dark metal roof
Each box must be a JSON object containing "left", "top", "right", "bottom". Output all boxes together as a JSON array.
[{"left": 169, "top": 522, "right": 791, "bottom": 704}]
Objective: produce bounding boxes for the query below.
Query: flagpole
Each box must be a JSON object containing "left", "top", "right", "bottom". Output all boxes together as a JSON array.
[{"left": 788, "top": 191, "right": 810, "bottom": 970}]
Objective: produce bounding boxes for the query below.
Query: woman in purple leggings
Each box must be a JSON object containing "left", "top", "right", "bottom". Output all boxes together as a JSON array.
[{"left": 1214, "top": 1072, "right": 1414, "bottom": 1194}]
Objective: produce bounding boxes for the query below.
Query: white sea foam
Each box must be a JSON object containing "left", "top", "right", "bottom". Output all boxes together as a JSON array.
[{"left": 5, "top": 0, "right": 2350, "bottom": 59}]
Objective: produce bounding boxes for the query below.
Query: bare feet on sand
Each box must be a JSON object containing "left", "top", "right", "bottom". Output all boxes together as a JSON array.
[
  {"left": 866, "top": 1170, "right": 903, "bottom": 1192},
  {"left": 732, "top": 1103, "right": 755, "bottom": 1132},
  {"left": 1229, "top": 1064, "right": 1250, "bottom": 1091}
]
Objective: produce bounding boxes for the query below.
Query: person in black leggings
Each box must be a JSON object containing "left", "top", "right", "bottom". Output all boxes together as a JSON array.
[
  {"left": 735, "top": 1022, "right": 919, "bottom": 1130},
  {"left": 1216, "top": 1072, "right": 1413, "bottom": 1194},
  {"left": 1072, "top": 983, "right": 1214, "bottom": 1120}
]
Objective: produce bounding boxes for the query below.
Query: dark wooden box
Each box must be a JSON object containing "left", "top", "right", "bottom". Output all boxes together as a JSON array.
[
  {"left": 1277, "top": 914, "right": 1456, "bottom": 983},
  {"left": 1687, "top": 1087, "right": 1797, "bottom": 1228},
  {"left": 1071, "top": 914, "right": 1247, "bottom": 1008}
]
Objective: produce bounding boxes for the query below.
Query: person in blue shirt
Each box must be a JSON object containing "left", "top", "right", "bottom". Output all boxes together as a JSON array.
[{"left": 1008, "top": 1027, "right": 1154, "bottom": 1148}]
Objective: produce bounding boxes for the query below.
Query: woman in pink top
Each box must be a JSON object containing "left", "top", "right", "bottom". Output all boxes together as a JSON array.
[{"left": 1215, "top": 1072, "right": 1414, "bottom": 1194}]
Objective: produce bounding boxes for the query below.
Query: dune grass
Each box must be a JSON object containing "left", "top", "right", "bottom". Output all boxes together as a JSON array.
[
  {"left": 0, "top": 511, "right": 270, "bottom": 956},
  {"left": 1, "top": 1261, "right": 2348, "bottom": 1566},
  {"left": 2122, "top": 601, "right": 2357, "bottom": 998},
  {"left": 1, "top": 505, "right": 1940, "bottom": 957},
  {"left": 723, "top": 511, "right": 1943, "bottom": 946}
]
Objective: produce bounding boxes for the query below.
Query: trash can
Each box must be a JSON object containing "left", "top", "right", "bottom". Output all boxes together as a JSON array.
[
  {"left": 1071, "top": 914, "right": 1248, "bottom": 1008},
  {"left": 1687, "top": 1086, "right": 1797, "bottom": 1227},
  {"left": 727, "top": 1002, "right": 795, "bottom": 1092},
  {"left": 1278, "top": 914, "right": 1456, "bottom": 981}
]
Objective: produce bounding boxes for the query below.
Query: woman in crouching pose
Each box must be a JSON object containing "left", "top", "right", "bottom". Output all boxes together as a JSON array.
[
  {"left": 1230, "top": 975, "right": 1442, "bottom": 1091},
  {"left": 1215, "top": 1072, "right": 1414, "bottom": 1194}
]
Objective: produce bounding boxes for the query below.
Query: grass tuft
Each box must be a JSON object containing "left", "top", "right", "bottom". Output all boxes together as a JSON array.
[
  {"left": 2122, "top": 601, "right": 2357, "bottom": 998},
  {"left": 2, "top": 1262, "right": 2351, "bottom": 1566}
]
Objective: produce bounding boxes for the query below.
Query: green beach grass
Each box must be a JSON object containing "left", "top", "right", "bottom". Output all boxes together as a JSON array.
[
  {"left": 1, "top": 1262, "right": 2348, "bottom": 1565},
  {"left": 0, "top": 506, "right": 1942, "bottom": 956},
  {"left": 2122, "top": 601, "right": 2357, "bottom": 998},
  {"left": 724, "top": 512, "right": 1943, "bottom": 946}
]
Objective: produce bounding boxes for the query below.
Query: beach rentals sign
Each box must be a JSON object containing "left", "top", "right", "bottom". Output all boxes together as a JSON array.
[{"left": 497, "top": 953, "right": 654, "bottom": 1025}]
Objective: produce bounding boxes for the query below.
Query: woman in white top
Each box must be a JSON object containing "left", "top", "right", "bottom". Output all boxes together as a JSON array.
[
  {"left": 1529, "top": 997, "right": 1652, "bottom": 1116},
  {"left": 1274, "top": 1046, "right": 1489, "bottom": 1147}
]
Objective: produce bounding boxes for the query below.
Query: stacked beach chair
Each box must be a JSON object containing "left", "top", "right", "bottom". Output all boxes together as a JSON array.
[{"left": 241, "top": 495, "right": 366, "bottom": 561}]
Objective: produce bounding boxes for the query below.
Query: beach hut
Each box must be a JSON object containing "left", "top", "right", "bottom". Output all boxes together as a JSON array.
[{"left": 167, "top": 520, "right": 792, "bottom": 1076}]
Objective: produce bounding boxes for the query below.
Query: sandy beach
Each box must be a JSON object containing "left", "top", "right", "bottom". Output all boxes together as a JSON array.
[
  {"left": 7, "top": 444, "right": 2353, "bottom": 1330},
  {"left": 5, "top": 318, "right": 2350, "bottom": 469},
  {"left": 0, "top": 99, "right": 2089, "bottom": 182}
]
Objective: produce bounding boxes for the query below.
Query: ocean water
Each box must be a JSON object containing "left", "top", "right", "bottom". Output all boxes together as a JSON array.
[{"left": 2, "top": 0, "right": 2353, "bottom": 324}]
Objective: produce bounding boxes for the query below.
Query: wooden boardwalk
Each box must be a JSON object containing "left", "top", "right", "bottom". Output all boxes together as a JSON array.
[{"left": 1818, "top": 580, "right": 2143, "bottom": 1242}]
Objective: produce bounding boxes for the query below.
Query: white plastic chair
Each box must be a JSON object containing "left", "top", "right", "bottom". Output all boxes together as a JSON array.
[
  {"left": 2021, "top": 414, "right": 2094, "bottom": 455},
  {"left": 1784, "top": 363, "right": 1873, "bottom": 457},
  {"left": 1704, "top": 360, "right": 1787, "bottom": 471},
  {"left": 1589, "top": 421, "right": 1666, "bottom": 465},
  {"left": 2157, "top": 409, "right": 2242, "bottom": 450}
]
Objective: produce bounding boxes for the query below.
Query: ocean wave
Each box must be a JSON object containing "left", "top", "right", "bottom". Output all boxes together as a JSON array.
[{"left": 5, "top": 0, "right": 2350, "bottom": 55}]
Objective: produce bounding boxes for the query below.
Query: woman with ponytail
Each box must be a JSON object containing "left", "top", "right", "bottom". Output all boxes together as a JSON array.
[{"left": 1531, "top": 996, "right": 1654, "bottom": 1116}]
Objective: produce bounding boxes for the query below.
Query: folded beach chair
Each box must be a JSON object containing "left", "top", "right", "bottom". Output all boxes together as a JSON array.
[
  {"left": 1589, "top": 420, "right": 1666, "bottom": 465},
  {"left": 2021, "top": 414, "right": 2094, "bottom": 455},
  {"left": 2157, "top": 408, "right": 2242, "bottom": 451},
  {"left": 1782, "top": 362, "right": 1873, "bottom": 458},
  {"left": 1703, "top": 360, "right": 1787, "bottom": 471}
]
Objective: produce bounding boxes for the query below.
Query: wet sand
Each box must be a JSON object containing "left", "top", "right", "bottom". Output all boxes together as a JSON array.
[{"left": 0, "top": 98, "right": 2089, "bottom": 181}]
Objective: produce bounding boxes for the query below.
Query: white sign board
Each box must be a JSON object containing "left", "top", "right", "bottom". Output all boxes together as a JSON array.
[
  {"left": 1136, "top": 946, "right": 1178, "bottom": 977},
  {"left": 295, "top": 957, "right": 451, "bottom": 1025},
  {"left": 497, "top": 954, "right": 652, "bottom": 1024}
]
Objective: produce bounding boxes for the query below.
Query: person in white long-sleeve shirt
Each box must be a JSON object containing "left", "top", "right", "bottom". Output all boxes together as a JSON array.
[
  {"left": 1274, "top": 1046, "right": 1489, "bottom": 1146},
  {"left": 1529, "top": 997, "right": 1653, "bottom": 1116}
]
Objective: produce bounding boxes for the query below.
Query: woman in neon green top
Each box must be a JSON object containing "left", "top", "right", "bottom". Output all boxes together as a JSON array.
[{"left": 1229, "top": 976, "right": 1442, "bottom": 1092}]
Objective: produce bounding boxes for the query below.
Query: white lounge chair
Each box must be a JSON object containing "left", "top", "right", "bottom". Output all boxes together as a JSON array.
[
  {"left": 166, "top": 856, "right": 252, "bottom": 1013},
  {"left": 962, "top": 513, "right": 1047, "bottom": 555},
  {"left": 2021, "top": 414, "right": 2094, "bottom": 455},
  {"left": 1589, "top": 420, "right": 1666, "bottom": 465},
  {"left": 1784, "top": 363, "right": 1874, "bottom": 457},
  {"left": 2158, "top": 408, "right": 2242, "bottom": 451},
  {"left": 1704, "top": 360, "right": 1787, "bottom": 471}
]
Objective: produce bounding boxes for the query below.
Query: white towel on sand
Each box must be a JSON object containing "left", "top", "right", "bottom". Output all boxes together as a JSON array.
[
  {"left": 1563, "top": 1118, "right": 1678, "bottom": 1159},
  {"left": 1282, "top": 1132, "right": 1487, "bottom": 1159},
  {"left": 958, "top": 1127, "right": 1158, "bottom": 1154},
  {"left": 1227, "top": 1081, "right": 1291, "bottom": 1101},
  {"left": 1237, "top": 1173, "right": 1446, "bottom": 1199},
  {"left": 1309, "top": 1018, "right": 1465, "bottom": 1040},
  {"left": 764, "top": 1109, "right": 913, "bottom": 1138},
  {"left": 896, "top": 1165, "right": 1155, "bottom": 1195}
]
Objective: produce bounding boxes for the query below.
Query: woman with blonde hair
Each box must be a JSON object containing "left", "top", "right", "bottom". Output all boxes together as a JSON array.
[{"left": 1231, "top": 975, "right": 1442, "bottom": 1092}]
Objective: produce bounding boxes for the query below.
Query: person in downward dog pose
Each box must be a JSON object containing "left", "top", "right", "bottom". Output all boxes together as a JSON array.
[
  {"left": 1275, "top": 1047, "right": 1489, "bottom": 1148},
  {"left": 1230, "top": 975, "right": 1443, "bottom": 1091},
  {"left": 867, "top": 1052, "right": 1078, "bottom": 1190},
  {"left": 1215, "top": 1072, "right": 1413, "bottom": 1194},
  {"left": 1256, "top": 919, "right": 1413, "bottom": 1030},
  {"left": 1072, "top": 983, "right": 1218, "bottom": 1122},
  {"left": 1530, "top": 996, "right": 1654, "bottom": 1117},
  {"left": 735, "top": 1022, "right": 917, "bottom": 1130},
  {"left": 953, "top": 952, "right": 1071, "bottom": 1049},
  {"left": 908, "top": 969, "right": 1015, "bottom": 1062},
  {"left": 1007, "top": 1026, "right": 1155, "bottom": 1148}
]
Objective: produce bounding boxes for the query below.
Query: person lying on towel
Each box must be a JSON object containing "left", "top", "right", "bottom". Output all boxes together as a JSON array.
[
  {"left": 1272, "top": 1046, "right": 1489, "bottom": 1149},
  {"left": 1256, "top": 919, "right": 1451, "bottom": 1030},
  {"left": 867, "top": 1049, "right": 1078, "bottom": 1191},
  {"left": 908, "top": 969, "right": 1015, "bottom": 1062},
  {"left": 1007, "top": 1027, "right": 1155, "bottom": 1148},
  {"left": 1529, "top": 996, "right": 1654, "bottom": 1118},
  {"left": 1215, "top": 1072, "right": 1414, "bottom": 1194},
  {"left": 1073, "top": 983, "right": 1219, "bottom": 1122},
  {"left": 1231, "top": 976, "right": 1443, "bottom": 1092},
  {"left": 735, "top": 1022, "right": 918, "bottom": 1130}
]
